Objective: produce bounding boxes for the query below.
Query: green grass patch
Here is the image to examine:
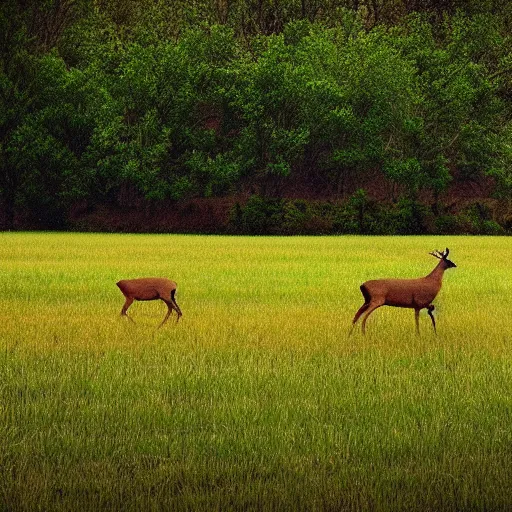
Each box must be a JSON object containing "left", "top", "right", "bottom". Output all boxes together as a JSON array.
[{"left": 1, "top": 233, "right": 512, "bottom": 511}]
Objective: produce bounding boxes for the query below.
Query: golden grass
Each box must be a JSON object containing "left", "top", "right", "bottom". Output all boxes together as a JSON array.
[{"left": 1, "top": 233, "right": 512, "bottom": 511}]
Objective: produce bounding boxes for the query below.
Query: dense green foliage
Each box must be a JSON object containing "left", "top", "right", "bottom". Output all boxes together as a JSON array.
[
  {"left": 1, "top": 0, "right": 512, "bottom": 229},
  {"left": 229, "top": 193, "right": 506, "bottom": 235}
]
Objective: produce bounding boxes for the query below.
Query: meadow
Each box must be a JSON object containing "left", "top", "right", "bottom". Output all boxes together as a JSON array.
[{"left": 1, "top": 233, "right": 512, "bottom": 511}]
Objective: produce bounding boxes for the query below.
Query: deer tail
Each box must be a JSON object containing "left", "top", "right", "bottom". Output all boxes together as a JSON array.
[{"left": 360, "top": 284, "right": 371, "bottom": 304}]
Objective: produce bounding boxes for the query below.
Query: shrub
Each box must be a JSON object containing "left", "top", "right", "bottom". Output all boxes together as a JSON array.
[
  {"left": 229, "top": 196, "right": 508, "bottom": 235},
  {"left": 460, "top": 202, "right": 505, "bottom": 235},
  {"left": 282, "top": 200, "right": 334, "bottom": 235},
  {"left": 282, "top": 200, "right": 311, "bottom": 234},
  {"left": 230, "top": 195, "right": 284, "bottom": 234},
  {"left": 331, "top": 189, "right": 386, "bottom": 234},
  {"left": 391, "top": 198, "right": 431, "bottom": 235},
  {"left": 434, "top": 215, "right": 462, "bottom": 234},
  {"left": 482, "top": 220, "right": 504, "bottom": 234}
]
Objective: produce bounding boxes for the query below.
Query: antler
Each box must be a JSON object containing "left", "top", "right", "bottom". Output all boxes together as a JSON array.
[{"left": 429, "top": 250, "right": 444, "bottom": 259}]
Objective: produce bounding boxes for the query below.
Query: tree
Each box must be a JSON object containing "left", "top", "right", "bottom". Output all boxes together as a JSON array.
[{"left": 387, "top": 12, "right": 512, "bottom": 199}]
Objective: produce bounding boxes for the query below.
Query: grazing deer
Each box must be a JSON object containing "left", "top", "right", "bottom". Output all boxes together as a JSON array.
[
  {"left": 116, "top": 278, "right": 182, "bottom": 328},
  {"left": 350, "top": 248, "right": 456, "bottom": 335}
]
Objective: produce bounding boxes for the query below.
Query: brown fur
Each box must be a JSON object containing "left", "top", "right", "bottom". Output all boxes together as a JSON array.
[
  {"left": 350, "top": 249, "right": 456, "bottom": 335},
  {"left": 116, "top": 278, "right": 182, "bottom": 328}
]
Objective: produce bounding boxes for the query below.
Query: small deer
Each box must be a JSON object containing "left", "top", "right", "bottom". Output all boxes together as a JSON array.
[
  {"left": 350, "top": 248, "right": 456, "bottom": 335},
  {"left": 116, "top": 278, "right": 182, "bottom": 328}
]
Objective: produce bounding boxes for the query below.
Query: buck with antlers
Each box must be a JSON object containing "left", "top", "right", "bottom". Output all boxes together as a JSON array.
[
  {"left": 350, "top": 248, "right": 456, "bottom": 335},
  {"left": 116, "top": 278, "right": 182, "bottom": 328}
]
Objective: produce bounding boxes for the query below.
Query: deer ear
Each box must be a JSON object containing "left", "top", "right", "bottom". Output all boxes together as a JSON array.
[{"left": 444, "top": 248, "right": 450, "bottom": 258}]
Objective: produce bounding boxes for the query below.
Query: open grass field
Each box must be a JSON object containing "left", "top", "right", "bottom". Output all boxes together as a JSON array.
[{"left": 1, "top": 233, "right": 512, "bottom": 511}]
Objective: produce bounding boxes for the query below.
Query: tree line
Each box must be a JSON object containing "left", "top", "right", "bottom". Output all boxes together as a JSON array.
[{"left": 1, "top": 0, "right": 512, "bottom": 230}]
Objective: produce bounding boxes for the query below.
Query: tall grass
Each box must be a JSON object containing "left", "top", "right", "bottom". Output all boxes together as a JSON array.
[{"left": 1, "top": 233, "right": 512, "bottom": 511}]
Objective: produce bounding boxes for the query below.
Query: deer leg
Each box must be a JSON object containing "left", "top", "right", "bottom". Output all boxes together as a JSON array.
[
  {"left": 156, "top": 300, "right": 174, "bottom": 329},
  {"left": 361, "top": 302, "right": 383, "bottom": 335},
  {"left": 171, "top": 299, "right": 182, "bottom": 323},
  {"left": 349, "top": 302, "right": 370, "bottom": 336},
  {"left": 427, "top": 305, "right": 437, "bottom": 335},
  {"left": 415, "top": 309, "right": 420, "bottom": 335},
  {"left": 121, "top": 297, "right": 135, "bottom": 323}
]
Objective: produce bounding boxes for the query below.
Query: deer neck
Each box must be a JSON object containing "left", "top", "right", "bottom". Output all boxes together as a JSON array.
[{"left": 426, "top": 260, "right": 446, "bottom": 284}]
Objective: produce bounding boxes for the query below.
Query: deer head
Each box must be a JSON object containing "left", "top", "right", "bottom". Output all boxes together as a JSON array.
[{"left": 429, "top": 248, "right": 457, "bottom": 269}]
